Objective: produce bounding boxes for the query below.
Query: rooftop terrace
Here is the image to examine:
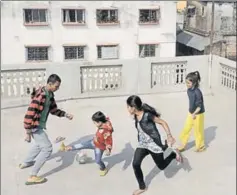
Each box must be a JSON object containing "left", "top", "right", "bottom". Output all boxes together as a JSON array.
[{"left": 1, "top": 55, "right": 236, "bottom": 195}]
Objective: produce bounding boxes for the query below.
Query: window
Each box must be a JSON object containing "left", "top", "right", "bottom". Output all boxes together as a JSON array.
[
  {"left": 26, "top": 46, "right": 49, "bottom": 61},
  {"left": 187, "top": 6, "right": 196, "bottom": 17},
  {"left": 96, "top": 9, "right": 119, "bottom": 24},
  {"left": 24, "top": 9, "right": 48, "bottom": 24},
  {"left": 139, "top": 44, "right": 157, "bottom": 57},
  {"left": 139, "top": 9, "right": 160, "bottom": 24},
  {"left": 97, "top": 45, "right": 119, "bottom": 59},
  {"left": 62, "top": 9, "right": 85, "bottom": 24},
  {"left": 64, "top": 46, "right": 85, "bottom": 60}
]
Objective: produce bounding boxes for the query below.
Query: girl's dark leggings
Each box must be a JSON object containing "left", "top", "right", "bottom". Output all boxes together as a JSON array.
[{"left": 132, "top": 148, "right": 176, "bottom": 190}]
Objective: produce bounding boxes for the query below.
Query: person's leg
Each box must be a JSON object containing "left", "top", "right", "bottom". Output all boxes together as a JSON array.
[
  {"left": 194, "top": 113, "right": 205, "bottom": 152},
  {"left": 25, "top": 129, "right": 53, "bottom": 185},
  {"left": 20, "top": 128, "right": 43, "bottom": 169},
  {"left": 132, "top": 148, "right": 149, "bottom": 194},
  {"left": 30, "top": 129, "right": 53, "bottom": 176},
  {"left": 71, "top": 139, "right": 94, "bottom": 150},
  {"left": 150, "top": 151, "right": 176, "bottom": 171},
  {"left": 179, "top": 113, "right": 194, "bottom": 151},
  {"left": 19, "top": 144, "right": 40, "bottom": 169},
  {"left": 94, "top": 148, "right": 107, "bottom": 176}
]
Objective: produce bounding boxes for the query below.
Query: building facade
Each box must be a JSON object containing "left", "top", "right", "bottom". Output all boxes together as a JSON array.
[
  {"left": 176, "top": 1, "right": 236, "bottom": 60},
  {"left": 1, "top": 1, "right": 177, "bottom": 65}
]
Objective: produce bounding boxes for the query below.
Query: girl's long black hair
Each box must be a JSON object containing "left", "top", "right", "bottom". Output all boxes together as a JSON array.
[
  {"left": 186, "top": 71, "right": 201, "bottom": 88},
  {"left": 126, "top": 95, "right": 161, "bottom": 117}
]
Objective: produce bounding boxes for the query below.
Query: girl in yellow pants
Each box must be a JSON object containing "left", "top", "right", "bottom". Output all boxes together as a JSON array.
[{"left": 179, "top": 71, "right": 206, "bottom": 152}]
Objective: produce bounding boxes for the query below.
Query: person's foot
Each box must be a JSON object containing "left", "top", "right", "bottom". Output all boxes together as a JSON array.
[
  {"left": 59, "top": 142, "right": 66, "bottom": 152},
  {"left": 177, "top": 145, "right": 186, "bottom": 152},
  {"left": 25, "top": 176, "right": 47, "bottom": 185},
  {"left": 174, "top": 149, "right": 183, "bottom": 163},
  {"left": 99, "top": 168, "right": 108, "bottom": 176},
  {"left": 132, "top": 188, "right": 147, "bottom": 195},
  {"left": 19, "top": 161, "right": 35, "bottom": 169},
  {"left": 65, "top": 146, "right": 73, "bottom": 151},
  {"left": 194, "top": 146, "right": 206, "bottom": 152}
]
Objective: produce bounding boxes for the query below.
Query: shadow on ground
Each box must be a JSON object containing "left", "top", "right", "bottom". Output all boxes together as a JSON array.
[
  {"left": 41, "top": 135, "right": 134, "bottom": 178},
  {"left": 144, "top": 126, "right": 217, "bottom": 187},
  {"left": 41, "top": 126, "right": 216, "bottom": 184},
  {"left": 185, "top": 126, "right": 217, "bottom": 150}
]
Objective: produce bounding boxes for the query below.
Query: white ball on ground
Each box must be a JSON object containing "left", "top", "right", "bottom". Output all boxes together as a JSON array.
[{"left": 75, "top": 152, "right": 88, "bottom": 164}]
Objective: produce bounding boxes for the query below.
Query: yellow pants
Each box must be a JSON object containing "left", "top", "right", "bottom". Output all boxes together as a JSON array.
[{"left": 179, "top": 113, "right": 205, "bottom": 149}]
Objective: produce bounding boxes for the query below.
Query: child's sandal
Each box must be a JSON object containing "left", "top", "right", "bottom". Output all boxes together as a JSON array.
[
  {"left": 195, "top": 146, "right": 206, "bottom": 152},
  {"left": 177, "top": 146, "right": 186, "bottom": 152}
]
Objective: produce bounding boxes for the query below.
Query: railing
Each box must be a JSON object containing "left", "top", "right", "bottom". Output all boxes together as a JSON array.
[
  {"left": 80, "top": 65, "right": 122, "bottom": 93},
  {"left": 1, "top": 55, "right": 235, "bottom": 109},
  {"left": 1, "top": 69, "right": 46, "bottom": 98},
  {"left": 151, "top": 61, "right": 187, "bottom": 88},
  {"left": 211, "top": 55, "right": 236, "bottom": 94},
  {"left": 220, "top": 63, "right": 236, "bottom": 91}
]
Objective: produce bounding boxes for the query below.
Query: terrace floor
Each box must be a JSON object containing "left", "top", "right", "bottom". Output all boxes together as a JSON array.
[{"left": 1, "top": 92, "right": 236, "bottom": 195}]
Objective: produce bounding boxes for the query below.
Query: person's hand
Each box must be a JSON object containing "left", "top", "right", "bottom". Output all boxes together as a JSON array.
[
  {"left": 167, "top": 134, "right": 176, "bottom": 147},
  {"left": 24, "top": 134, "right": 31, "bottom": 143},
  {"left": 65, "top": 113, "right": 73, "bottom": 120},
  {"left": 192, "top": 114, "right": 196, "bottom": 120},
  {"left": 105, "top": 149, "right": 111, "bottom": 156}
]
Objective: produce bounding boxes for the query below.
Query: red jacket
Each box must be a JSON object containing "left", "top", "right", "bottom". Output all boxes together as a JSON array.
[{"left": 93, "top": 118, "right": 114, "bottom": 151}]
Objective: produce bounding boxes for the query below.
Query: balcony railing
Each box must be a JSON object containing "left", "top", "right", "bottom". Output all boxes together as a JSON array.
[{"left": 1, "top": 55, "right": 236, "bottom": 108}]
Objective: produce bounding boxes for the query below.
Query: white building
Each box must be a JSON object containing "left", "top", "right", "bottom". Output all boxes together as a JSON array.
[{"left": 1, "top": 1, "right": 177, "bottom": 65}]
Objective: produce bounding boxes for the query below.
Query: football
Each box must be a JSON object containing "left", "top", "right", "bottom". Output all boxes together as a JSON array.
[{"left": 75, "top": 151, "right": 88, "bottom": 164}]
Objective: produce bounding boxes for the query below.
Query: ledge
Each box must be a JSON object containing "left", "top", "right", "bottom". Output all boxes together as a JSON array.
[
  {"left": 62, "top": 22, "right": 86, "bottom": 26},
  {"left": 24, "top": 22, "right": 49, "bottom": 26},
  {"left": 96, "top": 22, "right": 120, "bottom": 26},
  {"left": 139, "top": 22, "right": 159, "bottom": 25}
]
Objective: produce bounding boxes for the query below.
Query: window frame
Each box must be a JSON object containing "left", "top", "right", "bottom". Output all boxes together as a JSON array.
[
  {"left": 139, "top": 8, "right": 160, "bottom": 25},
  {"left": 96, "top": 9, "right": 119, "bottom": 25},
  {"left": 25, "top": 45, "right": 50, "bottom": 62},
  {"left": 62, "top": 8, "right": 86, "bottom": 25},
  {"left": 97, "top": 44, "right": 119, "bottom": 60},
  {"left": 63, "top": 45, "right": 86, "bottom": 60},
  {"left": 138, "top": 44, "right": 157, "bottom": 58},
  {"left": 23, "top": 8, "right": 49, "bottom": 26}
]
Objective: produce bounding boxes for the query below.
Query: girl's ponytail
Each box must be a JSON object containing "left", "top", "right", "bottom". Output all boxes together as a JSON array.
[
  {"left": 195, "top": 71, "right": 201, "bottom": 82},
  {"left": 186, "top": 71, "right": 201, "bottom": 88},
  {"left": 142, "top": 103, "right": 161, "bottom": 117}
]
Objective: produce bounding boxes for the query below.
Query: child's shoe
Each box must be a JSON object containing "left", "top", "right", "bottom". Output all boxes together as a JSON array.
[
  {"left": 177, "top": 145, "right": 186, "bottom": 152},
  {"left": 59, "top": 142, "right": 66, "bottom": 152},
  {"left": 19, "top": 161, "right": 35, "bottom": 169},
  {"left": 99, "top": 168, "right": 108, "bottom": 176},
  {"left": 25, "top": 176, "right": 47, "bottom": 185},
  {"left": 194, "top": 146, "right": 206, "bottom": 152}
]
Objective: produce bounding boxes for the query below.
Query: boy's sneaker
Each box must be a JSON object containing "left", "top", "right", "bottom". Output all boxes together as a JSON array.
[
  {"left": 25, "top": 176, "right": 47, "bottom": 185},
  {"left": 99, "top": 168, "right": 108, "bottom": 176}
]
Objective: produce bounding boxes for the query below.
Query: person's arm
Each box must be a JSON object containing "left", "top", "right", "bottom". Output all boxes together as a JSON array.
[
  {"left": 153, "top": 116, "right": 175, "bottom": 145},
  {"left": 193, "top": 89, "right": 203, "bottom": 116},
  {"left": 153, "top": 117, "right": 172, "bottom": 136},
  {"left": 23, "top": 95, "right": 41, "bottom": 130},
  {"left": 103, "top": 130, "right": 113, "bottom": 153},
  {"left": 50, "top": 98, "right": 74, "bottom": 120},
  {"left": 49, "top": 98, "right": 66, "bottom": 117}
]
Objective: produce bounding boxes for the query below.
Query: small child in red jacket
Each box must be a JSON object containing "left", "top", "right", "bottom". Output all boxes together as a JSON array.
[{"left": 65, "top": 111, "right": 114, "bottom": 176}]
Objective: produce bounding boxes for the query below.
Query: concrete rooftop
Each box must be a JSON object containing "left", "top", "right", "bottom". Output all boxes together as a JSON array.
[{"left": 1, "top": 92, "right": 236, "bottom": 195}]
